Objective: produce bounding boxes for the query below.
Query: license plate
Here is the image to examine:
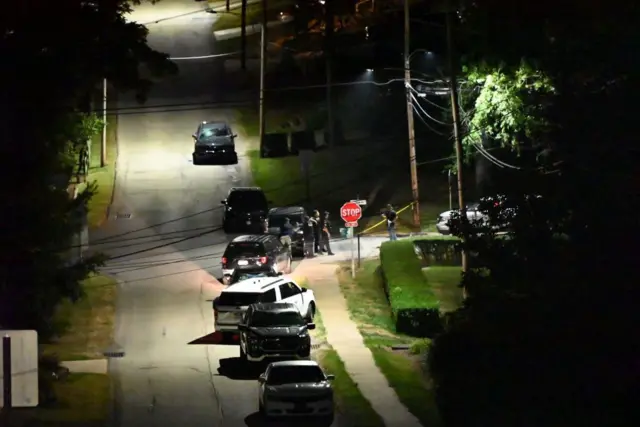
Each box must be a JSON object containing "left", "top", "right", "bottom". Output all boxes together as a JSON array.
[
  {"left": 246, "top": 220, "right": 252, "bottom": 225},
  {"left": 237, "top": 260, "right": 248, "bottom": 266}
]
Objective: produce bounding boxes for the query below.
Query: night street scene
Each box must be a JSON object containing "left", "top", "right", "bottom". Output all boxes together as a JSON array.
[{"left": 0, "top": 1, "right": 637, "bottom": 427}]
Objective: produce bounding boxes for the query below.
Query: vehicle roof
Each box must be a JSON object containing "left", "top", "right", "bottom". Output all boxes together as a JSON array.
[
  {"left": 269, "top": 206, "right": 305, "bottom": 216},
  {"left": 201, "top": 121, "right": 227, "bottom": 127},
  {"left": 268, "top": 360, "right": 321, "bottom": 368},
  {"left": 251, "top": 302, "right": 298, "bottom": 313},
  {"left": 229, "top": 186, "right": 263, "bottom": 193},
  {"left": 220, "top": 276, "right": 290, "bottom": 293},
  {"left": 230, "top": 234, "right": 275, "bottom": 243}
]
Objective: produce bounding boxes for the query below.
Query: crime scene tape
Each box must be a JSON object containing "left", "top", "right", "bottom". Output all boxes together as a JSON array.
[{"left": 360, "top": 202, "right": 415, "bottom": 235}]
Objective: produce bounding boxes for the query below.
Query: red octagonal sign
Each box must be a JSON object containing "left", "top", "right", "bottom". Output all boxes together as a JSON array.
[{"left": 340, "top": 202, "right": 362, "bottom": 223}]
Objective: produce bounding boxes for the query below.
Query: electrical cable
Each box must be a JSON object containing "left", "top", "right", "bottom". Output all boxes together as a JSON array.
[
  {"left": 411, "top": 103, "right": 449, "bottom": 136},
  {"left": 408, "top": 84, "right": 451, "bottom": 111},
  {"left": 410, "top": 92, "right": 451, "bottom": 126}
]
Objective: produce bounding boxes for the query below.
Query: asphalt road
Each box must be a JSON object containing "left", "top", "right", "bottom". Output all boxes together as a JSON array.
[{"left": 91, "top": 1, "right": 267, "bottom": 426}]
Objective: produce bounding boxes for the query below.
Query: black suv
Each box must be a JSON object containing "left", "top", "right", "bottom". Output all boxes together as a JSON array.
[
  {"left": 266, "top": 206, "right": 306, "bottom": 256},
  {"left": 222, "top": 187, "right": 269, "bottom": 233},
  {"left": 192, "top": 121, "right": 237, "bottom": 165},
  {"left": 221, "top": 235, "right": 292, "bottom": 280},
  {"left": 238, "top": 303, "right": 315, "bottom": 363}
]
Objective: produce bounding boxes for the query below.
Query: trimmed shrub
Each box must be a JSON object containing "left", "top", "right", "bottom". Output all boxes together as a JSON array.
[
  {"left": 380, "top": 239, "right": 443, "bottom": 338},
  {"left": 413, "top": 236, "right": 462, "bottom": 266}
]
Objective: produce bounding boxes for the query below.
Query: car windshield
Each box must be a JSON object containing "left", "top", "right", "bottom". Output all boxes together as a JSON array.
[
  {"left": 250, "top": 311, "right": 305, "bottom": 327},
  {"left": 268, "top": 214, "right": 303, "bottom": 228},
  {"left": 200, "top": 124, "right": 228, "bottom": 138},
  {"left": 228, "top": 192, "right": 267, "bottom": 209},
  {"left": 225, "top": 243, "right": 264, "bottom": 259},
  {"left": 233, "top": 271, "right": 270, "bottom": 282},
  {"left": 267, "top": 366, "right": 326, "bottom": 385},
  {"left": 217, "top": 292, "right": 262, "bottom": 307}
]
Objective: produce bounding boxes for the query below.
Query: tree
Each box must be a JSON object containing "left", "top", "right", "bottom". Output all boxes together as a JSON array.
[
  {"left": 427, "top": 1, "right": 640, "bottom": 426},
  {"left": 0, "top": 0, "right": 176, "bottom": 337}
]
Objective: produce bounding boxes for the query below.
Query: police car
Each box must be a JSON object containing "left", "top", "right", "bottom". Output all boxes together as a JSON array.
[{"left": 213, "top": 275, "right": 316, "bottom": 340}]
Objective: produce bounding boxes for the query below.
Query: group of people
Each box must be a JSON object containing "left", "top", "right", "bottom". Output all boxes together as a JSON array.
[{"left": 276, "top": 210, "right": 334, "bottom": 257}]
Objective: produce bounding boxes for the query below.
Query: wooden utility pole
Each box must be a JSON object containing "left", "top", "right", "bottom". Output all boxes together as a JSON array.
[
  {"left": 258, "top": 0, "right": 267, "bottom": 150},
  {"left": 325, "top": 0, "right": 334, "bottom": 147},
  {"left": 404, "top": 0, "right": 420, "bottom": 227},
  {"left": 240, "top": 0, "right": 247, "bottom": 70},
  {"left": 446, "top": 7, "right": 468, "bottom": 272},
  {"left": 101, "top": 78, "right": 107, "bottom": 167},
  {"left": 226, "top": 0, "right": 230, "bottom": 12}
]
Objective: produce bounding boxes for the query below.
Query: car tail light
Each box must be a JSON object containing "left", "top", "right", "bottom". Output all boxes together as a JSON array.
[
  {"left": 494, "top": 202, "right": 499, "bottom": 207},
  {"left": 222, "top": 257, "right": 227, "bottom": 266},
  {"left": 259, "top": 256, "right": 268, "bottom": 264}
]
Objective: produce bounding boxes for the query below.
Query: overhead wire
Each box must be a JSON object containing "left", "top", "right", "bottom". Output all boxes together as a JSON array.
[{"left": 410, "top": 92, "right": 451, "bottom": 126}]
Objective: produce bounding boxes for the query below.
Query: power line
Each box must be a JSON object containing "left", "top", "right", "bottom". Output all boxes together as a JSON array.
[
  {"left": 412, "top": 103, "right": 449, "bottom": 136},
  {"left": 410, "top": 92, "right": 451, "bottom": 126}
]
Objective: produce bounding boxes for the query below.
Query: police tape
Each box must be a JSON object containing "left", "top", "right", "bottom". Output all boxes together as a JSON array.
[{"left": 359, "top": 202, "right": 415, "bottom": 235}]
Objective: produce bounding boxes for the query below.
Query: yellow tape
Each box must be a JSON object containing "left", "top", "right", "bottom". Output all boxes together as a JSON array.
[{"left": 360, "top": 202, "right": 414, "bottom": 234}]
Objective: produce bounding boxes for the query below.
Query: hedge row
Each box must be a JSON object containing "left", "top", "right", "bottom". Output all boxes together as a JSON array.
[{"left": 380, "top": 239, "right": 443, "bottom": 337}]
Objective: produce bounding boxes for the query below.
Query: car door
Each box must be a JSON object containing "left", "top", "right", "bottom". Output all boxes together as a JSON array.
[{"left": 278, "top": 282, "right": 304, "bottom": 313}]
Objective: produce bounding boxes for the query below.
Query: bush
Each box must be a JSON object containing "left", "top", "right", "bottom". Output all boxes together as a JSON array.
[
  {"left": 413, "top": 237, "right": 461, "bottom": 266},
  {"left": 380, "top": 240, "right": 443, "bottom": 337}
]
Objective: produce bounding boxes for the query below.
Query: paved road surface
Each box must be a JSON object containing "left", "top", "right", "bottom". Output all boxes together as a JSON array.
[{"left": 90, "top": 1, "right": 347, "bottom": 427}]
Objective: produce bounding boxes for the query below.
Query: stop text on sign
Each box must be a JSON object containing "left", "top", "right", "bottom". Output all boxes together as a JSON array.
[{"left": 340, "top": 202, "right": 362, "bottom": 223}]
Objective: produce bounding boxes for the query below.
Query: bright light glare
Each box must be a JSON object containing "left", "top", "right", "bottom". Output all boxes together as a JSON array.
[{"left": 366, "top": 69, "right": 373, "bottom": 72}]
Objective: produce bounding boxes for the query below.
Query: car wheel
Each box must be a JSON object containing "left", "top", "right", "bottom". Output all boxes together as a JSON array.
[
  {"left": 305, "top": 302, "right": 315, "bottom": 322},
  {"left": 259, "top": 401, "right": 265, "bottom": 415},
  {"left": 192, "top": 154, "right": 199, "bottom": 165}
]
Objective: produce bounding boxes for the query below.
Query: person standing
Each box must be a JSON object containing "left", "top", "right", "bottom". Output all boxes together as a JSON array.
[
  {"left": 311, "top": 210, "right": 321, "bottom": 253},
  {"left": 321, "top": 211, "right": 335, "bottom": 255},
  {"left": 382, "top": 204, "right": 398, "bottom": 241},
  {"left": 302, "top": 215, "right": 315, "bottom": 257},
  {"left": 280, "top": 217, "right": 293, "bottom": 250}
]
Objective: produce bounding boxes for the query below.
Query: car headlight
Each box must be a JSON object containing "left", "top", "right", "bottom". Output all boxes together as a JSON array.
[{"left": 296, "top": 230, "right": 303, "bottom": 235}]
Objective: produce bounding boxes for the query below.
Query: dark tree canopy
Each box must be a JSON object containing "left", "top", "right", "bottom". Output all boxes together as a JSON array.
[
  {"left": 428, "top": 1, "right": 640, "bottom": 426},
  {"left": 0, "top": 0, "right": 175, "bottom": 336}
]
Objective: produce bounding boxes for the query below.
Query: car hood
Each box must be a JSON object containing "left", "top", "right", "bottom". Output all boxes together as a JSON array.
[
  {"left": 266, "top": 382, "right": 332, "bottom": 396},
  {"left": 249, "top": 326, "right": 306, "bottom": 337},
  {"left": 197, "top": 135, "right": 234, "bottom": 146},
  {"left": 438, "top": 210, "right": 454, "bottom": 220}
]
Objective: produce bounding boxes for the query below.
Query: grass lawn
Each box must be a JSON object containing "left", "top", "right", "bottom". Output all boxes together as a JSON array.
[
  {"left": 86, "top": 110, "right": 117, "bottom": 229},
  {"left": 212, "top": 0, "right": 294, "bottom": 31},
  {"left": 423, "top": 266, "right": 464, "bottom": 313},
  {"left": 315, "top": 348, "right": 385, "bottom": 427},
  {"left": 42, "top": 274, "right": 117, "bottom": 361},
  {"left": 8, "top": 373, "right": 110, "bottom": 427},
  {"left": 336, "top": 260, "right": 442, "bottom": 427}
]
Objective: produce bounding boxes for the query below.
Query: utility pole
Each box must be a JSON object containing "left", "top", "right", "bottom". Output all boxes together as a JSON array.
[
  {"left": 101, "top": 78, "right": 107, "bottom": 167},
  {"left": 240, "top": 0, "right": 247, "bottom": 70},
  {"left": 258, "top": 0, "right": 267, "bottom": 150},
  {"left": 226, "top": 0, "right": 230, "bottom": 12},
  {"left": 404, "top": 0, "right": 420, "bottom": 227},
  {"left": 325, "top": 0, "right": 334, "bottom": 147},
  {"left": 446, "top": 7, "right": 468, "bottom": 273}
]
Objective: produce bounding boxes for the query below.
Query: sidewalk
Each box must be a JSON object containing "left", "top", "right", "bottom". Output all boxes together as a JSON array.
[{"left": 294, "top": 256, "right": 423, "bottom": 427}]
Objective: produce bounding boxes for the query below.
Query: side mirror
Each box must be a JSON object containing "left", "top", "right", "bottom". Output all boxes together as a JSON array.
[
  {"left": 237, "top": 324, "right": 248, "bottom": 331},
  {"left": 192, "top": 134, "right": 197, "bottom": 140},
  {"left": 232, "top": 134, "right": 238, "bottom": 138},
  {"left": 301, "top": 287, "right": 308, "bottom": 293},
  {"left": 221, "top": 199, "right": 227, "bottom": 205},
  {"left": 307, "top": 323, "right": 316, "bottom": 330},
  {"left": 258, "top": 374, "right": 266, "bottom": 383},
  {"left": 326, "top": 374, "right": 335, "bottom": 381}
]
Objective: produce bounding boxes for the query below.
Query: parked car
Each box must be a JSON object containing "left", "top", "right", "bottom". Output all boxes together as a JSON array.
[
  {"left": 436, "top": 203, "right": 488, "bottom": 235},
  {"left": 258, "top": 360, "right": 335, "bottom": 420},
  {"left": 239, "top": 302, "right": 315, "bottom": 363},
  {"left": 221, "top": 234, "right": 292, "bottom": 280},
  {"left": 221, "top": 187, "right": 269, "bottom": 233},
  {"left": 266, "top": 206, "right": 306, "bottom": 256},
  {"left": 212, "top": 276, "right": 316, "bottom": 339},
  {"left": 192, "top": 120, "right": 237, "bottom": 164}
]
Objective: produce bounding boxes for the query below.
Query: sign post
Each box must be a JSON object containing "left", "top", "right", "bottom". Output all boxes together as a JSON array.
[{"left": 340, "top": 201, "right": 363, "bottom": 278}]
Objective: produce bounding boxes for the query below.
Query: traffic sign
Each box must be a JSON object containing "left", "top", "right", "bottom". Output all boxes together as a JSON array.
[
  {"left": 350, "top": 199, "right": 367, "bottom": 206},
  {"left": 340, "top": 202, "right": 362, "bottom": 223},
  {"left": 345, "top": 221, "right": 358, "bottom": 227}
]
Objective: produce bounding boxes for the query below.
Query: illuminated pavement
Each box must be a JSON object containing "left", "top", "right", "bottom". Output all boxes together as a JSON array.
[{"left": 92, "top": 1, "right": 267, "bottom": 426}]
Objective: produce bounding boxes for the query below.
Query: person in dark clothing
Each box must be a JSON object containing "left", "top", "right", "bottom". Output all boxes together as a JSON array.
[
  {"left": 320, "top": 211, "right": 335, "bottom": 255},
  {"left": 302, "top": 215, "right": 315, "bottom": 257},
  {"left": 311, "top": 210, "right": 321, "bottom": 253},
  {"left": 280, "top": 217, "right": 294, "bottom": 249},
  {"left": 382, "top": 204, "right": 398, "bottom": 241}
]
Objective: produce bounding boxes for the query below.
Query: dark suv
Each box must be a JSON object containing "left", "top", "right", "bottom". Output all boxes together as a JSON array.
[
  {"left": 222, "top": 187, "right": 269, "bottom": 233},
  {"left": 221, "top": 235, "right": 292, "bottom": 280},
  {"left": 266, "top": 206, "right": 306, "bottom": 256},
  {"left": 192, "top": 121, "right": 237, "bottom": 165},
  {"left": 238, "top": 303, "right": 315, "bottom": 363}
]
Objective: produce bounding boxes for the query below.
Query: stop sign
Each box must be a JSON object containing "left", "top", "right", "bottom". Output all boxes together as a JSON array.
[{"left": 340, "top": 202, "right": 362, "bottom": 223}]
